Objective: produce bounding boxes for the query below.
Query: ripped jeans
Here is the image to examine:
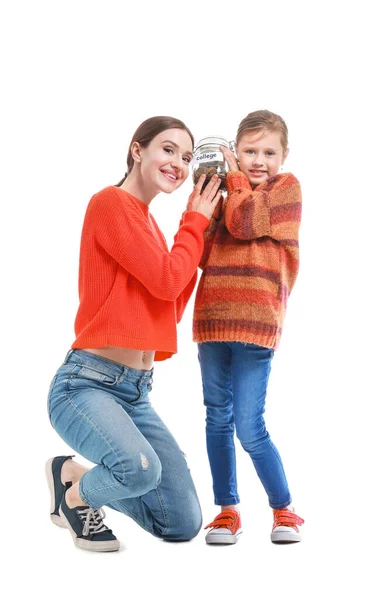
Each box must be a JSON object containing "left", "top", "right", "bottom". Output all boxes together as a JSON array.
[{"left": 48, "top": 350, "right": 202, "bottom": 541}]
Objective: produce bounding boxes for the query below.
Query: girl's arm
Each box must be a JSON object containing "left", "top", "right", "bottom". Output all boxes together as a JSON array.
[
  {"left": 225, "top": 171, "right": 302, "bottom": 245},
  {"left": 225, "top": 171, "right": 302, "bottom": 295}
]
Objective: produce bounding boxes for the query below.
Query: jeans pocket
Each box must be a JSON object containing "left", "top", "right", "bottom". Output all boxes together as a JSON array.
[{"left": 69, "top": 365, "right": 118, "bottom": 386}]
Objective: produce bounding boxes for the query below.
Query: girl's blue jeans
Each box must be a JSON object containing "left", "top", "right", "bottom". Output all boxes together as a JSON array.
[
  {"left": 197, "top": 342, "right": 292, "bottom": 509},
  {"left": 48, "top": 350, "right": 202, "bottom": 541}
]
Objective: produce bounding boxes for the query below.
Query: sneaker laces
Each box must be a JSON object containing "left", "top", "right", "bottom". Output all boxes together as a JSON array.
[
  {"left": 77, "top": 507, "right": 111, "bottom": 536},
  {"left": 273, "top": 509, "right": 304, "bottom": 531},
  {"left": 204, "top": 510, "right": 238, "bottom": 530}
]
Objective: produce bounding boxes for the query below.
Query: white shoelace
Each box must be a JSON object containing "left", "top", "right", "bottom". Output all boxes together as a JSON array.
[{"left": 77, "top": 507, "right": 109, "bottom": 536}]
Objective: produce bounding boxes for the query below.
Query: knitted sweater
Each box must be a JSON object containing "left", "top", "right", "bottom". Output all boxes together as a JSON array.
[
  {"left": 193, "top": 171, "right": 302, "bottom": 349},
  {"left": 72, "top": 186, "right": 209, "bottom": 360}
]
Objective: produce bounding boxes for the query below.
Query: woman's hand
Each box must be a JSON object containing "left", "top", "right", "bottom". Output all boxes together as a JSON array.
[
  {"left": 186, "top": 174, "right": 222, "bottom": 220},
  {"left": 220, "top": 145, "right": 239, "bottom": 172}
]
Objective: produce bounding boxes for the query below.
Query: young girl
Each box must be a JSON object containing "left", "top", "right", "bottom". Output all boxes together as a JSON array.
[
  {"left": 193, "top": 110, "right": 304, "bottom": 544},
  {"left": 46, "top": 116, "right": 222, "bottom": 552}
]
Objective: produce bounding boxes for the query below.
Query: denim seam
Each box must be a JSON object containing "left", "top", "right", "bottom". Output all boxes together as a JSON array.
[
  {"left": 263, "top": 356, "right": 291, "bottom": 504},
  {"left": 64, "top": 386, "right": 128, "bottom": 497},
  {"left": 214, "top": 496, "right": 240, "bottom": 505},
  {"left": 155, "top": 487, "right": 169, "bottom": 536}
]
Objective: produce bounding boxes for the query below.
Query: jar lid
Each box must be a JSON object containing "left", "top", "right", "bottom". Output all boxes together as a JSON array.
[{"left": 194, "top": 136, "right": 230, "bottom": 153}]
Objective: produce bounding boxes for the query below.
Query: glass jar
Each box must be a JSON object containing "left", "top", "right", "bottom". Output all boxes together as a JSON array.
[{"left": 192, "top": 136, "right": 234, "bottom": 191}]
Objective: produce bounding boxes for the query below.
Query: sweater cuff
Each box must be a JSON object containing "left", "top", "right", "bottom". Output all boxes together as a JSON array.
[
  {"left": 226, "top": 171, "right": 252, "bottom": 193},
  {"left": 183, "top": 210, "right": 210, "bottom": 231}
]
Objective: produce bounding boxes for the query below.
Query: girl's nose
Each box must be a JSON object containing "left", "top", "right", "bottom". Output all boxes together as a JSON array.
[{"left": 252, "top": 155, "right": 264, "bottom": 166}]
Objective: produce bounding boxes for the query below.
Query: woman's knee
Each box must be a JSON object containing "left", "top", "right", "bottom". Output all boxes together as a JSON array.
[
  {"left": 112, "top": 450, "right": 162, "bottom": 497},
  {"left": 162, "top": 504, "right": 202, "bottom": 542}
]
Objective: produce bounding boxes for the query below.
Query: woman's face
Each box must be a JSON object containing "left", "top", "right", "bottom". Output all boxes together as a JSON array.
[{"left": 136, "top": 128, "right": 193, "bottom": 194}]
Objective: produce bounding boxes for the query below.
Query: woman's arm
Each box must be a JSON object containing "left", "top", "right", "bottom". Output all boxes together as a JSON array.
[{"left": 88, "top": 187, "right": 209, "bottom": 302}]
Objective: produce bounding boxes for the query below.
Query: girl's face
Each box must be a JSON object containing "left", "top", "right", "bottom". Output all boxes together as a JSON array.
[
  {"left": 236, "top": 130, "right": 288, "bottom": 188},
  {"left": 136, "top": 128, "right": 193, "bottom": 194}
]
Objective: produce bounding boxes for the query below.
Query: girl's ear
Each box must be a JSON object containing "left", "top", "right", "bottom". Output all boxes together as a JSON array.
[
  {"left": 131, "top": 142, "right": 142, "bottom": 164},
  {"left": 282, "top": 148, "right": 290, "bottom": 164}
]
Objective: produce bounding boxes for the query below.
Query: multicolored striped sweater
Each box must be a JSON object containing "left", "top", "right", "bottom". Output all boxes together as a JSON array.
[{"left": 193, "top": 170, "right": 302, "bottom": 350}]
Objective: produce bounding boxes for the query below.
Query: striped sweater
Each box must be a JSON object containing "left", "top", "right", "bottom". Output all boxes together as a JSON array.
[{"left": 193, "top": 171, "right": 302, "bottom": 350}]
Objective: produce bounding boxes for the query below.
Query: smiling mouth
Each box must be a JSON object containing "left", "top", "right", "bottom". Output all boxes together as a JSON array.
[
  {"left": 160, "top": 169, "right": 178, "bottom": 181},
  {"left": 250, "top": 170, "right": 267, "bottom": 176}
]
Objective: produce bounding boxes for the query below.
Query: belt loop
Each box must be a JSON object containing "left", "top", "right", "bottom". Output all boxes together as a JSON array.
[{"left": 63, "top": 349, "right": 74, "bottom": 364}]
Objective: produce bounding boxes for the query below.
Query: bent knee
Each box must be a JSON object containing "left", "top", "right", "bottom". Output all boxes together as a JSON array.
[
  {"left": 112, "top": 451, "right": 162, "bottom": 496},
  {"left": 162, "top": 505, "right": 202, "bottom": 542}
]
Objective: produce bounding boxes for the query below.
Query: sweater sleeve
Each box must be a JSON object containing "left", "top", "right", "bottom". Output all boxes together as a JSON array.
[
  {"left": 171, "top": 211, "right": 198, "bottom": 322},
  {"left": 198, "top": 196, "right": 224, "bottom": 269},
  {"left": 89, "top": 188, "right": 210, "bottom": 302},
  {"left": 224, "top": 171, "right": 302, "bottom": 244}
]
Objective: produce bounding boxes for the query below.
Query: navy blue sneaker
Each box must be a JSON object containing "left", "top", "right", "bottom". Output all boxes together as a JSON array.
[
  {"left": 45, "top": 455, "right": 74, "bottom": 527},
  {"left": 59, "top": 492, "right": 120, "bottom": 552}
]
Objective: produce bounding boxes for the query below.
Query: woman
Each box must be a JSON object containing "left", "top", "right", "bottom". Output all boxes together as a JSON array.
[{"left": 46, "top": 116, "right": 222, "bottom": 552}]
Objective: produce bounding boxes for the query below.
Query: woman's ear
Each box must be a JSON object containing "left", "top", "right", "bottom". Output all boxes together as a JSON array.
[{"left": 131, "top": 141, "right": 142, "bottom": 164}]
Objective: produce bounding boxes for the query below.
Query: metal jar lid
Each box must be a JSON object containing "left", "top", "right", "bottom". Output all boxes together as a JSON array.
[
  {"left": 194, "top": 136, "right": 231, "bottom": 153},
  {"left": 194, "top": 136, "right": 236, "bottom": 155}
]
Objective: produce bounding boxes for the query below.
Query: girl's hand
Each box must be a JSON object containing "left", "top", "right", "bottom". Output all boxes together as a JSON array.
[
  {"left": 220, "top": 146, "right": 239, "bottom": 172},
  {"left": 186, "top": 174, "right": 222, "bottom": 220}
]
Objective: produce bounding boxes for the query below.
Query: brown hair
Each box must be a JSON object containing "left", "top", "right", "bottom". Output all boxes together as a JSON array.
[
  {"left": 236, "top": 110, "right": 288, "bottom": 152},
  {"left": 116, "top": 116, "right": 194, "bottom": 186}
]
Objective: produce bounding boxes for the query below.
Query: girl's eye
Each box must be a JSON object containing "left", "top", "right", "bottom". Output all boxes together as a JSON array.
[
  {"left": 266, "top": 151, "right": 275, "bottom": 156},
  {"left": 164, "top": 147, "right": 173, "bottom": 154},
  {"left": 246, "top": 149, "right": 255, "bottom": 154}
]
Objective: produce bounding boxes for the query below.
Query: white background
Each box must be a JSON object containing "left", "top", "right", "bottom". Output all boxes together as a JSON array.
[{"left": 1, "top": 1, "right": 373, "bottom": 598}]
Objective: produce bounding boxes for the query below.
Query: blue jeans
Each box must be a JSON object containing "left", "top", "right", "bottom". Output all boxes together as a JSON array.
[
  {"left": 197, "top": 342, "right": 291, "bottom": 510},
  {"left": 48, "top": 350, "right": 202, "bottom": 541}
]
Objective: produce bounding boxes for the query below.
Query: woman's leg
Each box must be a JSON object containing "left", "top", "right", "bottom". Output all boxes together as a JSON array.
[
  {"left": 197, "top": 342, "right": 239, "bottom": 506},
  {"left": 231, "top": 343, "right": 292, "bottom": 509},
  {"left": 48, "top": 351, "right": 201, "bottom": 541},
  {"left": 50, "top": 382, "right": 162, "bottom": 509},
  {"left": 108, "top": 403, "right": 202, "bottom": 541}
]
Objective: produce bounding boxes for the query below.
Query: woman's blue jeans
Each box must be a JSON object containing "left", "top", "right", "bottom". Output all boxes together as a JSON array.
[
  {"left": 197, "top": 342, "right": 292, "bottom": 509},
  {"left": 48, "top": 350, "right": 202, "bottom": 541}
]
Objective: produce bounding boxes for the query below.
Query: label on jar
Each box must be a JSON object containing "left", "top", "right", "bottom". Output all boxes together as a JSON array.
[{"left": 193, "top": 150, "right": 224, "bottom": 165}]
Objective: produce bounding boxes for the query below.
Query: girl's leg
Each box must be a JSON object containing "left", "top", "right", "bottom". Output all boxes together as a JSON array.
[
  {"left": 197, "top": 342, "right": 239, "bottom": 506},
  {"left": 231, "top": 343, "right": 292, "bottom": 509}
]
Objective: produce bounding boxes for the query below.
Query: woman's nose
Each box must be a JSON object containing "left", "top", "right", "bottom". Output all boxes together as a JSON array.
[{"left": 171, "top": 154, "right": 183, "bottom": 170}]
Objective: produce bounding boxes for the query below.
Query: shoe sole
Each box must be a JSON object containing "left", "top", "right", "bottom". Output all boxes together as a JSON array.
[
  {"left": 205, "top": 529, "right": 243, "bottom": 545},
  {"left": 59, "top": 507, "right": 120, "bottom": 552},
  {"left": 271, "top": 531, "right": 301, "bottom": 543},
  {"left": 45, "top": 457, "right": 67, "bottom": 529}
]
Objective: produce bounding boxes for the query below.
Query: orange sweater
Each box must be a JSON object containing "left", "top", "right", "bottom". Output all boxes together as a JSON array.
[
  {"left": 193, "top": 171, "right": 302, "bottom": 349},
  {"left": 72, "top": 186, "right": 209, "bottom": 360}
]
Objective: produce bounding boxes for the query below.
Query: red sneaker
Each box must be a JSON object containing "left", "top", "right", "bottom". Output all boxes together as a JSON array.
[
  {"left": 271, "top": 507, "right": 304, "bottom": 543},
  {"left": 204, "top": 509, "right": 242, "bottom": 544}
]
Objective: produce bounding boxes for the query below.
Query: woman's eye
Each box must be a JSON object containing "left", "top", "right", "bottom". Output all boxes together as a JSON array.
[
  {"left": 183, "top": 157, "right": 191, "bottom": 164},
  {"left": 164, "top": 147, "right": 173, "bottom": 154}
]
